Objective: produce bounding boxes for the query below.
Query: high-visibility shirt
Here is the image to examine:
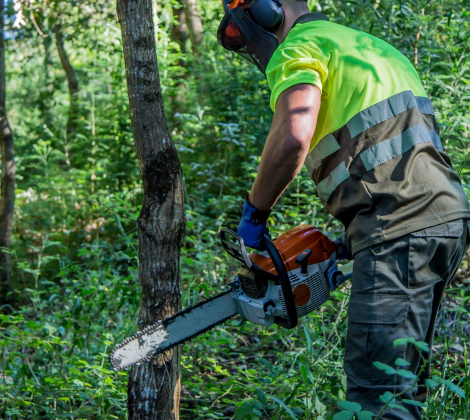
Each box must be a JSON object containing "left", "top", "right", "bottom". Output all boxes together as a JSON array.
[{"left": 266, "top": 13, "right": 470, "bottom": 255}]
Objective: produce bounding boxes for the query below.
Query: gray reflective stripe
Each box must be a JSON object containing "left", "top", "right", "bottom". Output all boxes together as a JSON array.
[
  {"left": 317, "top": 161, "right": 350, "bottom": 202},
  {"left": 306, "top": 133, "right": 340, "bottom": 172},
  {"left": 347, "top": 91, "right": 434, "bottom": 139},
  {"left": 416, "top": 96, "right": 435, "bottom": 115},
  {"left": 428, "top": 129, "right": 443, "bottom": 151},
  {"left": 360, "top": 124, "right": 433, "bottom": 171}
]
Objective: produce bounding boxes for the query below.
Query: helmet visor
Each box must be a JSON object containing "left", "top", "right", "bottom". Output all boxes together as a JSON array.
[{"left": 217, "top": 7, "right": 279, "bottom": 74}]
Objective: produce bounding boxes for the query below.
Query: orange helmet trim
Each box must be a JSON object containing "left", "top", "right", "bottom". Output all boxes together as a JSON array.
[{"left": 227, "top": 0, "right": 243, "bottom": 10}]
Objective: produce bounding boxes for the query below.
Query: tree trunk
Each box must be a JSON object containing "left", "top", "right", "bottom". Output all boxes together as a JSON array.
[
  {"left": 116, "top": 1, "right": 185, "bottom": 419},
  {"left": 0, "top": 0, "right": 16, "bottom": 309},
  {"left": 171, "top": 0, "right": 189, "bottom": 52},
  {"left": 54, "top": 25, "right": 79, "bottom": 139},
  {"left": 170, "top": 0, "right": 189, "bottom": 112},
  {"left": 182, "top": 0, "right": 204, "bottom": 48}
]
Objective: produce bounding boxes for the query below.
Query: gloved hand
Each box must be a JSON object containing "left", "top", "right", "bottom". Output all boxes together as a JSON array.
[{"left": 237, "top": 197, "right": 271, "bottom": 251}]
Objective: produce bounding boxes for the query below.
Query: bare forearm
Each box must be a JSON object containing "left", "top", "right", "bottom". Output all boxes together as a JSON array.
[
  {"left": 249, "top": 135, "right": 309, "bottom": 210},
  {"left": 247, "top": 84, "right": 321, "bottom": 211}
]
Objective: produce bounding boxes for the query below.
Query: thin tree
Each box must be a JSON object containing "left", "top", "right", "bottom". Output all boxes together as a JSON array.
[
  {"left": 0, "top": 0, "right": 16, "bottom": 309},
  {"left": 54, "top": 24, "right": 79, "bottom": 140},
  {"left": 182, "top": 0, "right": 204, "bottom": 48},
  {"left": 116, "top": 1, "right": 185, "bottom": 419}
]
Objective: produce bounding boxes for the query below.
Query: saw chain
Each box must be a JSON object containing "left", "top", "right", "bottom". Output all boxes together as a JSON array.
[{"left": 110, "top": 289, "right": 237, "bottom": 371}]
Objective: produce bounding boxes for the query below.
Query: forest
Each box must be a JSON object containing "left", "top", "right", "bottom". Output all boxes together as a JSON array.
[{"left": 0, "top": 0, "right": 469, "bottom": 418}]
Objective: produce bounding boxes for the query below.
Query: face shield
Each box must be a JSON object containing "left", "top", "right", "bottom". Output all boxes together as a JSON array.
[{"left": 217, "top": 2, "right": 280, "bottom": 75}]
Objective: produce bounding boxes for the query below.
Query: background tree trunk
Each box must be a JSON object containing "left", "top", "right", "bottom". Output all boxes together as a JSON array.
[
  {"left": 54, "top": 25, "right": 79, "bottom": 140},
  {"left": 182, "top": 0, "right": 204, "bottom": 48},
  {"left": 171, "top": 0, "right": 189, "bottom": 53},
  {"left": 116, "top": 1, "right": 185, "bottom": 419},
  {"left": 0, "top": 0, "right": 15, "bottom": 309}
]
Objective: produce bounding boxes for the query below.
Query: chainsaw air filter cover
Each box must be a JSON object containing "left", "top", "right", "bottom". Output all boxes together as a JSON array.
[{"left": 280, "top": 262, "right": 331, "bottom": 318}]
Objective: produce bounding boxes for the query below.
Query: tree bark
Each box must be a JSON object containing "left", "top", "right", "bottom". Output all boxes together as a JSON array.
[
  {"left": 54, "top": 25, "right": 79, "bottom": 139},
  {"left": 0, "top": 0, "right": 16, "bottom": 309},
  {"left": 116, "top": 1, "right": 185, "bottom": 419},
  {"left": 182, "top": 0, "right": 204, "bottom": 48}
]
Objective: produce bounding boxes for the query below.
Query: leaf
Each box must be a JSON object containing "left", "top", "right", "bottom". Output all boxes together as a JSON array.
[
  {"left": 393, "top": 337, "right": 416, "bottom": 347},
  {"left": 357, "top": 410, "right": 376, "bottom": 420},
  {"left": 389, "top": 403, "right": 409, "bottom": 413},
  {"left": 333, "top": 411, "right": 354, "bottom": 420},
  {"left": 26, "top": 321, "right": 40, "bottom": 329},
  {"left": 373, "top": 361, "right": 396, "bottom": 375},
  {"left": 414, "top": 341, "right": 430, "bottom": 352},
  {"left": 235, "top": 402, "right": 253, "bottom": 418},
  {"left": 300, "top": 364, "right": 309, "bottom": 384},
  {"left": 379, "top": 392, "right": 395, "bottom": 404},
  {"left": 337, "top": 400, "right": 362, "bottom": 412},
  {"left": 303, "top": 325, "right": 312, "bottom": 352},
  {"left": 433, "top": 377, "right": 466, "bottom": 399},
  {"left": 315, "top": 397, "right": 327, "bottom": 416},
  {"left": 255, "top": 388, "right": 266, "bottom": 406},
  {"left": 252, "top": 408, "right": 263, "bottom": 416},
  {"left": 396, "top": 369, "right": 417, "bottom": 380},
  {"left": 424, "top": 379, "right": 439, "bottom": 388},
  {"left": 266, "top": 394, "right": 298, "bottom": 420},
  {"left": 402, "top": 399, "right": 427, "bottom": 408},
  {"left": 394, "top": 358, "right": 410, "bottom": 367}
]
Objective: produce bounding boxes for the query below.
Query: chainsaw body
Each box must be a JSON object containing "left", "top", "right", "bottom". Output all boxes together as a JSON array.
[
  {"left": 110, "top": 225, "right": 352, "bottom": 370},
  {"left": 221, "top": 225, "right": 349, "bottom": 329}
]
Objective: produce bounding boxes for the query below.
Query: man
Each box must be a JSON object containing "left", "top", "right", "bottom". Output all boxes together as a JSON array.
[{"left": 218, "top": 0, "right": 470, "bottom": 418}]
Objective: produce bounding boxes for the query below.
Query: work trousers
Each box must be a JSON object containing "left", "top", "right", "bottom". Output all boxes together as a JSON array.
[{"left": 344, "top": 219, "right": 469, "bottom": 419}]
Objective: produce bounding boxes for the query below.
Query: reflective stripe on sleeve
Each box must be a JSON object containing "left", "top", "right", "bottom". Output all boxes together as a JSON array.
[
  {"left": 360, "top": 124, "right": 434, "bottom": 171},
  {"left": 306, "top": 133, "right": 341, "bottom": 172},
  {"left": 347, "top": 91, "right": 435, "bottom": 139},
  {"left": 428, "top": 129, "right": 443, "bottom": 151},
  {"left": 317, "top": 161, "right": 350, "bottom": 202},
  {"left": 416, "top": 97, "right": 435, "bottom": 115}
]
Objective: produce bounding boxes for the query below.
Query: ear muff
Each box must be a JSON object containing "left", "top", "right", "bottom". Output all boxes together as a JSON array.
[
  {"left": 246, "top": 0, "right": 284, "bottom": 32},
  {"left": 224, "top": 0, "right": 284, "bottom": 32}
]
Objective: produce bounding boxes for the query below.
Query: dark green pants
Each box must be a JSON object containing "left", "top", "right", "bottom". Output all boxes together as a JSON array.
[{"left": 344, "top": 220, "right": 469, "bottom": 419}]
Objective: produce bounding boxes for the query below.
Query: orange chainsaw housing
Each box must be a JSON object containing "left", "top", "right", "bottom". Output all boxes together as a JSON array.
[{"left": 250, "top": 225, "right": 337, "bottom": 274}]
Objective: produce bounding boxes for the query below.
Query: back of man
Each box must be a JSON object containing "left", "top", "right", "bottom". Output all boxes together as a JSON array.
[{"left": 267, "top": 16, "right": 470, "bottom": 255}]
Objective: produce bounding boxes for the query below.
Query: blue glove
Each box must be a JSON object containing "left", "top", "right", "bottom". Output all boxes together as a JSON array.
[{"left": 237, "top": 198, "right": 271, "bottom": 251}]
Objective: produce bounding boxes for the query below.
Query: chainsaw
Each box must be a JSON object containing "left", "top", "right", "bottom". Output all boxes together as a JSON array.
[{"left": 110, "top": 225, "right": 352, "bottom": 371}]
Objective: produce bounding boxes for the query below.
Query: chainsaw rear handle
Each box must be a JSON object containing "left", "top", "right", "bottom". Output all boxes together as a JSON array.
[{"left": 262, "top": 234, "right": 298, "bottom": 330}]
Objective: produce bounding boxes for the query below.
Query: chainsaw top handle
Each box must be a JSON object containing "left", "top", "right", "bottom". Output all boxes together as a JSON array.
[{"left": 262, "top": 234, "right": 298, "bottom": 329}]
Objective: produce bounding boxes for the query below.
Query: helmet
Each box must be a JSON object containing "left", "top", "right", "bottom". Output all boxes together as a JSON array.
[{"left": 217, "top": 0, "right": 284, "bottom": 74}]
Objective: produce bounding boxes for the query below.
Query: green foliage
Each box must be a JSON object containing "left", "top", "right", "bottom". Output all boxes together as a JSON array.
[{"left": 1, "top": 0, "right": 469, "bottom": 418}]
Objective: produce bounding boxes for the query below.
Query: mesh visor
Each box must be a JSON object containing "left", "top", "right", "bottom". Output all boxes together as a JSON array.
[{"left": 218, "top": 7, "right": 279, "bottom": 74}]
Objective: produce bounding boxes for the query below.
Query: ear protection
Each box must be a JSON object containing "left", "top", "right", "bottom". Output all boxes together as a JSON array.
[{"left": 226, "top": 0, "right": 284, "bottom": 33}]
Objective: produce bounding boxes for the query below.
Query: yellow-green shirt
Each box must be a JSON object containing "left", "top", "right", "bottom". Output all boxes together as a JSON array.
[{"left": 266, "top": 17, "right": 427, "bottom": 152}]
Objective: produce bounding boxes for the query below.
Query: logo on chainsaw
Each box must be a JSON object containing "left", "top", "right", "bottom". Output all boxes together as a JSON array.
[{"left": 293, "top": 284, "right": 311, "bottom": 307}]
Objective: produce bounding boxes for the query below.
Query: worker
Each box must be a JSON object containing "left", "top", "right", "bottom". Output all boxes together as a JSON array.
[{"left": 218, "top": 0, "right": 470, "bottom": 418}]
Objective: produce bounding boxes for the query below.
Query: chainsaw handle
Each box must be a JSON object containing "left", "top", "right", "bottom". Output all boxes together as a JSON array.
[{"left": 262, "top": 234, "right": 298, "bottom": 330}]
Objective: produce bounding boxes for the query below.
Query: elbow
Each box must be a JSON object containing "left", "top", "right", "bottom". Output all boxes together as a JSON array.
[{"left": 282, "top": 133, "right": 311, "bottom": 155}]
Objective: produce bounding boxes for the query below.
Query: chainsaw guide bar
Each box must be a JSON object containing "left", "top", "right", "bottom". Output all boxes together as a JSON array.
[{"left": 109, "top": 289, "right": 238, "bottom": 371}]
